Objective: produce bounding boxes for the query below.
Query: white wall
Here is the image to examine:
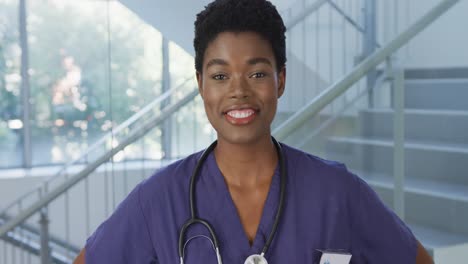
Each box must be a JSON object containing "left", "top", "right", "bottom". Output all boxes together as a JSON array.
[
  {"left": 117, "top": 0, "right": 467, "bottom": 114},
  {"left": 396, "top": 0, "right": 468, "bottom": 68},
  {"left": 118, "top": 0, "right": 468, "bottom": 69},
  {"left": 118, "top": 0, "right": 318, "bottom": 56}
]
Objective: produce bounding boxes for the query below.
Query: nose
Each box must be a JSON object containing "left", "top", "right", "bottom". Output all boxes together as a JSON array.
[{"left": 229, "top": 75, "right": 250, "bottom": 99}]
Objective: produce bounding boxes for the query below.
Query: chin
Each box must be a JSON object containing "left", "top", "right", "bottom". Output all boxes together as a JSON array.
[{"left": 217, "top": 130, "right": 270, "bottom": 146}]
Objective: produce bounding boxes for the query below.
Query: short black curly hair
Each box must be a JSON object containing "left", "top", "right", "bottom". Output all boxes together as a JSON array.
[{"left": 194, "top": 0, "right": 286, "bottom": 73}]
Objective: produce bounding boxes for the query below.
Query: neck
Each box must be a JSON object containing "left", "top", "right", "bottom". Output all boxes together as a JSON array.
[{"left": 214, "top": 135, "right": 278, "bottom": 188}]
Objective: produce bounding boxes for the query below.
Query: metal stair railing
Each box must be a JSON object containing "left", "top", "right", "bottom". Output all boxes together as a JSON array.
[
  {"left": 1, "top": 88, "right": 201, "bottom": 263},
  {"left": 0, "top": 0, "right": 461, "bottom": 261},
  {"left": 274, "top": 0, "right": 460, "bottom": 140},
  {"left": 280, "top": 0, "right": 380, "bottom": 116},
  {"left": 0, "top": 0, "right": 362, "bottom": 229},
  {"left": 0, "top": 75, "right": 197, "bottom": 262},
  {"left": 1, "top": 214, "right": 79, "bottom": 264},
  {"left": 285, "top": 0, "right": 380, "bottom": 48},
  {"left": 0, "top": 75, "right": 194, "bottom": 218},
  {"left": 0, "top": 75, "right": 193, "bottom": 210},
  {"left": 283, "top": 0, "right": 328, "bottom": 28},
  {"left": 1, "top": 0, "right": 460, "bottom": 238},
  {"left": 273, "top": 0, "right": 461, "bottom": 220},
  {"left": 293, "top": 70, "right": 387, "bottom": 150},
  {"left": 0, "top": 2, "right": 350, "bottom": 259},
  {"left": 0, "top": 85, "right": 199, "bottom": 236},
  {"left": 0, "top": 213, "right": 80, "bottom": 253}
]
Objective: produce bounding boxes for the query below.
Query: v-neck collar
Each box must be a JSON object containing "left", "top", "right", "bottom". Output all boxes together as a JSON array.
[{"left": 199, "top": 151, "right": 281, "bottom": 257}]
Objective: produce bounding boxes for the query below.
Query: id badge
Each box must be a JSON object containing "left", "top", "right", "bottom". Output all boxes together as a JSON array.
[{"left": 316, "top": 249, "right": 352, "bottom": 264}]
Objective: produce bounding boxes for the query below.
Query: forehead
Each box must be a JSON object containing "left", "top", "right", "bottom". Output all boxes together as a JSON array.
[{"left": 203, "top": 31, "right": 276, "bottom": 68}]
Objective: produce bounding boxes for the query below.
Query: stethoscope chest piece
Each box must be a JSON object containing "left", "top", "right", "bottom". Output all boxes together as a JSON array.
[{"left": 244, "top": 254, "right": 268, "bottom": 264}]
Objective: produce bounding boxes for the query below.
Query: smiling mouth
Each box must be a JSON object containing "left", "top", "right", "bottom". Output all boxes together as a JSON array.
[
  {"left": 223, "top": 108, "right": 258, "bottom": 125},
  {"left": 226, "top": 109, "right": 255, "bottom": 118}
]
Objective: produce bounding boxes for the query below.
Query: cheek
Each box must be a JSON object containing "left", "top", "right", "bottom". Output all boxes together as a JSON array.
[
  {"left": 259, "top": 88, "right": 279, "bottom": 108},
  {"left": 260, "top": 90, "right": 279, "bottom": 119},
  {"left": 201, "top": 94, "right": 220, "bottom": 125},
  {"left": 202, "top": 92, "right": 217, "bottom": 111}
]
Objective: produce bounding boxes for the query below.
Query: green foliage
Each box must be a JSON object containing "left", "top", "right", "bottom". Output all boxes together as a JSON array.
[
  {"left": 0, "top": 1, "right": 20, "bottom": 121},
  {"left": 0, "top": 1, "right": 198, "bottom": 166},
  {"left": 0, "top": 1, "right": 164, "bottom": 135}
]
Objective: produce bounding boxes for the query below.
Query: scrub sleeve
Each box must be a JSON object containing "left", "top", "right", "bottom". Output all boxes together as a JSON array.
[
  {"left": 349, "top": 175, "right": 418, "bottom": 263},
  {"left": 85, "top": 183, "right": 158, "bottom": 263}
]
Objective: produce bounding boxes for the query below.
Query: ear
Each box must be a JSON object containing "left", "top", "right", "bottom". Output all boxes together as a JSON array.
[
  {"left": 277, "top": 67, "right": 286, "bottom": 98},
  {"left": 196, "top": 71, "right": 203, "bottom": 99}
]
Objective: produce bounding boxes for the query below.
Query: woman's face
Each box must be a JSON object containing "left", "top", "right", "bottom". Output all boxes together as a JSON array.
[{"left": 197, "top": 31, "right": 286, "bottom": 146}]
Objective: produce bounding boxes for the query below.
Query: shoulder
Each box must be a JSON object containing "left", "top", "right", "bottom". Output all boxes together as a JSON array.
[
  {"left": 137, "top": 150, "right": 203, "bottom": 200},
  {"left": 281, "top": 143, "right": 362, "bottom": 189}
]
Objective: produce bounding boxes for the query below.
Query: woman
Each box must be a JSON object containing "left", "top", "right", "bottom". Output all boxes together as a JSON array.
[{"left": 75, "top": 0, "right": 433, "bottom": 263}]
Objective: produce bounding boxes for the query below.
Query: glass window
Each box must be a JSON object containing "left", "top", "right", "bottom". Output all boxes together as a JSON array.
[
  {"left": 0, "top": 0, "right": 22, "bottom": 168},
  {"left": 26, "top": 0, "right": 163, "bottom": 166}
]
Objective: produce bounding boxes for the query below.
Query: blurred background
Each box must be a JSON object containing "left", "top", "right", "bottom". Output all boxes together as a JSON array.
[{"left": 0, "top": 0, "right": 466, "bottom": 263}]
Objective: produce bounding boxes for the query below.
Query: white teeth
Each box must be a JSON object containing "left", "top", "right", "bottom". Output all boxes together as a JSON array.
[{"left": 227, "top": 109, "right": 255, "bottom": 119}]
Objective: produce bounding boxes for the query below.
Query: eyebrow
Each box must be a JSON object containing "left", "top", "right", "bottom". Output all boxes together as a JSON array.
[
  {"left": 206, "top": 58, "right": 228, "bottom": 69},
  {"left": 247, "top": 57, "right": 272, "bottom": 66},
  {"left": 205, "top": 57, "right": 273, "bottom": 69}
]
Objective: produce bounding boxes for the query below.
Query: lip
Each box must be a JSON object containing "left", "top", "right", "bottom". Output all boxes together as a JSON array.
[
  {"left": 222, "top": 105, "right": 259, "bottom": 125},
  {"left": 222, "top": 104, "right": 260, "bottom": 114}
]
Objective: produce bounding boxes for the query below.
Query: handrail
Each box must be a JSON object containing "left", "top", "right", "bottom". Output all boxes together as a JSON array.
[
  {"left": 284, "top": 0, "right": 328, "bottom": 29},
  {"left": 50, "top": 75, "right": 194, "bottom": 178},
  {"left": 0, "top": 0, "right": 338, "bottom": 218},
  {"left": 284, "top": 0, "right": 380, "bottom": 48},
  {"left": 0, "top": 213, "right": 81, "bottom": 253},
  {"left": 0, "top": 88, "right": 199, "bottom": 237},
  {"left": 296, "top": 72, "right": 386, "bottom": 149},
  {"left": 0, "top": 0, "right": 461, "bottom": 241},
  {"left": 325, "top": 0, "right": 381, "bottom": 48},
  {"left": 0, "top": 75, "right": 195, "bottom": 214},
  {"left": 274, "top": 0, "right": 460, "bottom": 140},
  {"left": 326, "top": 0, "right": 364, "bottom": 32}
]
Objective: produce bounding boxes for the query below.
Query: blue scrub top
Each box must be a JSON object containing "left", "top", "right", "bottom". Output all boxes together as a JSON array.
[{"left": 85, "top": 143, "right": 417, "bottom": 263}]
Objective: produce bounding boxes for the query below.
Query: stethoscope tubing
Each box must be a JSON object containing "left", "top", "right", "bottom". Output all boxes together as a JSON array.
[
  {"left": 262, "top": 138, "right": 286, "bottom": 254},
  {"left": 178, "top": 137, "right": 286, "bottom": 262}
]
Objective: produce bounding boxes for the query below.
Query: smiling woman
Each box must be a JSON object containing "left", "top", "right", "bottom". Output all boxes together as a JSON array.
[
  {"left": 75, "top": 0, "right": 433, "bottom": 263},
  {"left": 197, "top": 31, "right": 285, "bottom": 145}
]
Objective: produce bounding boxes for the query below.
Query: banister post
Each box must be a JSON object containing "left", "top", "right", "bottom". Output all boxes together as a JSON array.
[
  {"left": 386, "top": 56, "right": 406, "bottom": 220},
  {"left": 363, "top": 0, "right": 377, "bottom": 107},
  {"left": 39, "top": 196, "right": 51, "bottom": 264}
]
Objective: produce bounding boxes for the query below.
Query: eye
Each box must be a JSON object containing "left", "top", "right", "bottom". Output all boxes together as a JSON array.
[
  {"left": 212, "top": 74, "right": 228, "bottom": 80},
  {"left": 250, "top": 72, "right": 266, "bottom": 78}
]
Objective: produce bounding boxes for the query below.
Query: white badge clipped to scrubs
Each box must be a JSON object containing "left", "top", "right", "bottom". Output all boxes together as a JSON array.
[
  {"left": 244, "top": 253, "right": 268, "bottom": 264},
  {"left": 317, "top": 249, "right": 352, "bottom": 264}
]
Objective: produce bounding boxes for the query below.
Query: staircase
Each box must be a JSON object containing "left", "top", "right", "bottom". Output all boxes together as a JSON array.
[
  {"left": 319, "top": 68, "right": 468, "bottom": 258},
  {"left": 0, "top": 0, "right": 465, "bottom": 263},
  {"left": 0, "top": 214, "right": 79, "bottom": 263}
]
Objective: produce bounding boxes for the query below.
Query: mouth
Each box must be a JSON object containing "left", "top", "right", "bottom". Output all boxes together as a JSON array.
[{"left": 223, "top": 107, "right": 259, "bottom": 125}]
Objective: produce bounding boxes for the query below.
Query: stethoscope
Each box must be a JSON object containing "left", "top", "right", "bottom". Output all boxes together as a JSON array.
[{"left": 178, "top": 137, "right": 286, "bottom": 264}]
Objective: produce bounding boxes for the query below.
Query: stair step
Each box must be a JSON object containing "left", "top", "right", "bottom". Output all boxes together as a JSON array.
[
  {"left": 329, "top": 136, "right": 468, "bottom": 154},
  {"left": 409, "top": 224, "right": 468, "bottom": 250},
  {"left": 0, "top": 216, "right": 77, "bottom": 264},
  {"left": 352, "top": 171, "right": 468, "bottom": 236},
  {"left": 357, "top": 172, "right": 468, "bottom": 203},
  {"left": 359, "top": 108, "right": 468, "bottom": 144},
  {"left": 405, "top": 79, "right": 468, "bottom": 111},
  {"left": 409, "top": 223, "right": 468, "bottom": 263},
  {"left": 404, "top": 67, "right": 468, "bottom": 80},
  {"left": 409, "top": 224, "right": 468, "bottom": 264},
  {"left": 326, "top": 136, "right": 468, "bottom": 185}
]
